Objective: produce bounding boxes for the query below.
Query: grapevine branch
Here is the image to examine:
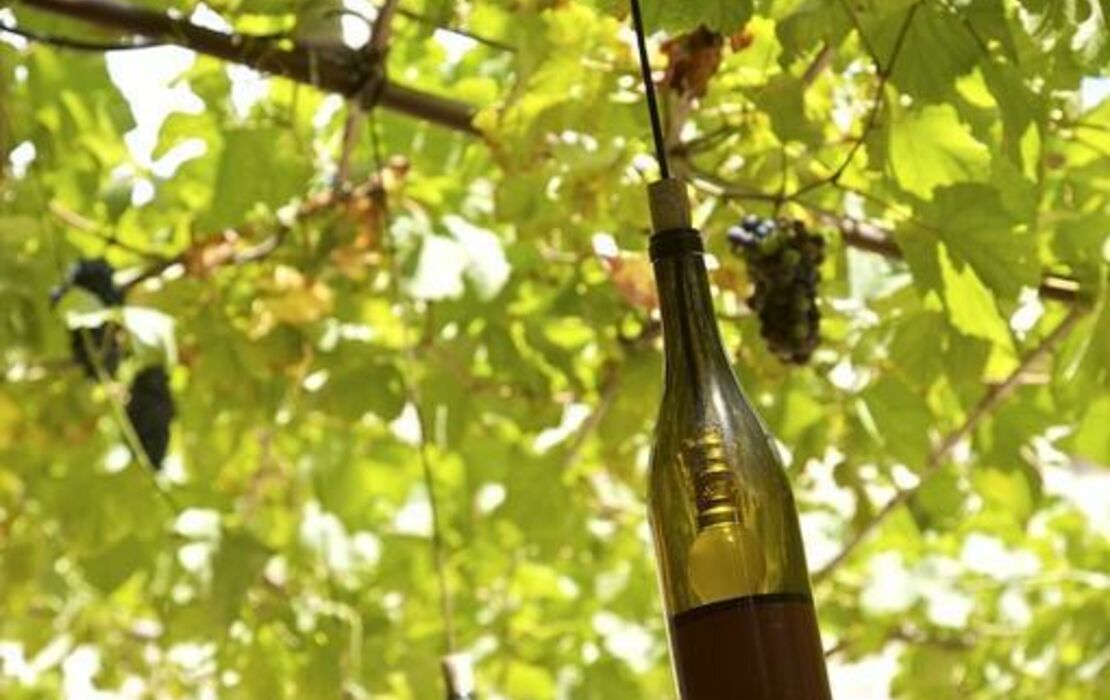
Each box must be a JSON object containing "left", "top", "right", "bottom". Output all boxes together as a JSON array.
[
  {"left": 684, "top": 164, "right": 1083, "bottom": 304},
  {"left": 335, "top": 0, "right": 402, "bottom": 186},
  {"left": 14, "top": 0, "right": 478, "bottom": 133},
  {"left": 369, "top": 8, "right": 459, "bottom": 657},
  {"left": 48, "top": 201, "right": 168, "bottom": 260},
  {"left": 118, "top": 178, "right": 383, "bottom": 292},
  {"left": 814, "top": 304, "right": 1089, "bottom": 582},
  {"left": 412, "top": 399, "right": 459, "bottom": 655},
  {"left": 806, "top": 198, "right": 1083, "bottom": 305},
  {"left": 365, "top": 104, "right": 458, "bottom": 657},
  {"left": 559, "top": 369, "right": 621, "bottom": 473},
  {"left": 791, "top": 1, "right": 922, "bottom": 198},
  {"left": 825, "top": 624, "right": 979, "bottom": 659},
  {"left": 368, "top": 0, "right": 402, "bottom": 55},
  {"left": 335, "top": 108, "right": 364, "bottom": 187},
  {"left": 331, "top": 4, "right": 513, "bottom": 53},
  {"left": 801, "top": 43, "right": 835, "bottom": 88}
]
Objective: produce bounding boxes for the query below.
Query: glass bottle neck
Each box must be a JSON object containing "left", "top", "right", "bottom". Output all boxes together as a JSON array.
[{"left": 652, "top": 244, "right": 731, "bottom": 396}]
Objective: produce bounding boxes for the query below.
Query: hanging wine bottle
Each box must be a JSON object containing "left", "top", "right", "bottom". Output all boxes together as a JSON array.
[
  {"left": 646, "top": 179, "right": 833, "bottom": 699},
  {"left": 442, "top": 653, "right": 476, "bottom": 700}
]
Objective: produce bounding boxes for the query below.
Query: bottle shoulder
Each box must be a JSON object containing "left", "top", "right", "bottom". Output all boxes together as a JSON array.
[{"left": 653, "top": 377, "right": 782, "bottom": 464}]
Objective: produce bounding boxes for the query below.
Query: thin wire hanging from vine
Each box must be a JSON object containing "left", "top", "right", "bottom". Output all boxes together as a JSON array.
[
  {"left": 629, "top": 0, "right": 670, "bottom": 179},
  {"left": 366, "top": 109, "right": 459, "bottom": 658}
]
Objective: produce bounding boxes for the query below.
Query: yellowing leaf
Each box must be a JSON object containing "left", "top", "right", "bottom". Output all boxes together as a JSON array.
[
  {"left": 594, "top": 235, "right": 658, "bottom": 311},
  {"left": 253, "top": 266, "right": 335, "bottom": 334},
  {"left": 265, "top": 283, "right": 334, "bottom": 325}
]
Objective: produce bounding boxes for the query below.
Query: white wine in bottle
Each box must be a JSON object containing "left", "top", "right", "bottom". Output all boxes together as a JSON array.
[{"left": 646, "top": 179, "right": 832, "bottom": 700}]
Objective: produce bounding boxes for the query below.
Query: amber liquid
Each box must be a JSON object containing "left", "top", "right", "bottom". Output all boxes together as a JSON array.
[{"left": 669, "top": 594, "right": 832, "bottom": 700}]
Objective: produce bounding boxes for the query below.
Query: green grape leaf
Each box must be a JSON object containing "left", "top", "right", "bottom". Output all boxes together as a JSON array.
[
  {"left": 909, "top": 464, "right": 966, "bottom": 531},
  {"left": 889, "top": 104, "right": 990, "bottom": 198},
  {"left": 775, "top": 0, "right": 852, "bottom": 66},
  {"left": 871, "top": 4, "right": 980, "bottom": 103},
  {"left": 889, "top": 311, "right": 947, "bottom": 387},
  {"left": 973, "top": 464, "right": 1040, "bottom": 526},
  {"left": 210, "top": 529, "right": 270, "bottom": 627},
  {"left": 752, "top": 75, "right": 822, "bottom": 145},
  {"left": 1068, "top": 395, "right": 1110, "bottom": 463},
  {"left": 937, "top": 243, "right": 1013, "bottom": 346},
  {"left": 203, "top": 127, "right": 312, "bottom": 229},
  {"left": 923, "top": 184, "right": 1039, "bottom": 300},
  {"left": 861, "top": 376, "right": 932, "bottom": 465},
  {"left": 641, "top": 0, "right": 753, "bottom": 33},
  {"left": 80, "top": 534, "right": 151, "bottom": 594},
  {"left": 315, "top": 356, "right": 406, "bottom": 422}
]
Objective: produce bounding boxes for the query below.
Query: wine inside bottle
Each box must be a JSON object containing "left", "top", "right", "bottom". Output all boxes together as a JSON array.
[{"left": 646, "top": 179, "right": 832, "bottom": 700}]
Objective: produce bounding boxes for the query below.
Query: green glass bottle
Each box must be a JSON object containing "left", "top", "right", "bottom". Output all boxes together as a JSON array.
[{"left": 646, "top": 179, "right": 833, "bottom": 700}]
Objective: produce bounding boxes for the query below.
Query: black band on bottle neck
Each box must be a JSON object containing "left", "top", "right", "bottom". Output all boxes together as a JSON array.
[{"left": 650, "top": 229, "right": 705, "bottom": 262}]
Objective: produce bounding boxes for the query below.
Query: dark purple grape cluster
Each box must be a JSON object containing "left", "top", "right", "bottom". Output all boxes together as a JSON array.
[
  {"left": 52, "top": 259, "right": 127, "bottom": 378},
  {"left": 126, "top": 366, "right": 175, "bottom": 470},
  {"left": 70, "top": 324, "right": 123, "bottom": 379},
  {"left": 53, "top": 258, "right": 125, "bottom": 307},
  {"left": 727, "top": 215, "right": 825, "bottom": 364}
]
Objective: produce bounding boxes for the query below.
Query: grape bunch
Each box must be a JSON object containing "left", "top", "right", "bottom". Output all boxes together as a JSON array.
[
  {"left": 52, "top": 258, "right": 126, "bottom": 378},
  {"left": 727, "top": 215, "right": 825, "bottom": 364},
  {"left": 126, "top": 365, "right": 175, "bottom": 470},
  {"left": 53, "top": 258, "right": 125, "bottom": 307},
  {"left": 70, "top": 324, "right": 123, "bottom": 378}
]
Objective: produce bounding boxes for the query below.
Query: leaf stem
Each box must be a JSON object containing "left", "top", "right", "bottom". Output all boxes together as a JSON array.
[
  {"left": 683, "top": 163, "right": 1085, "bottom": 304},
  {"left": 370, "top": 106, "right": 459, "bottom": 656},
  {"left": 791, "top": 2, "right": 922, "bottom": 198},
  {"left": 76, "top": 328, "right": 182, "bottom": 515}
]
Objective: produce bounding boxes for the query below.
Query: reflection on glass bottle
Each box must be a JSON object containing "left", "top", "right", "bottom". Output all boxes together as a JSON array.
[{"left": 684, "top": 430, "right": 766, "bottom": 605}]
